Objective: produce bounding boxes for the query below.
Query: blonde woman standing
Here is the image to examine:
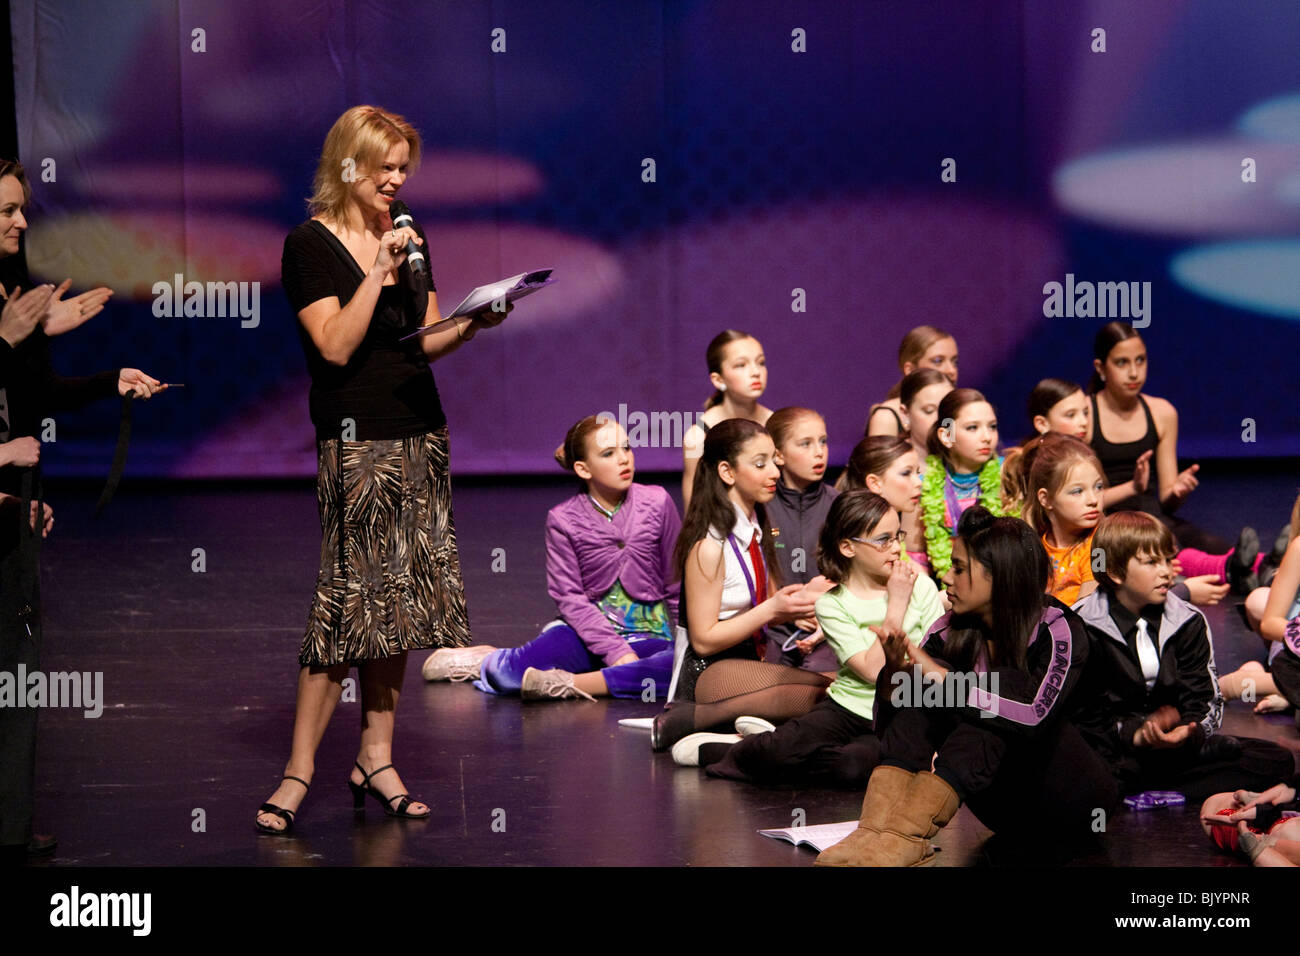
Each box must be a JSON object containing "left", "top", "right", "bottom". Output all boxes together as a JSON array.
[{"left": 256, "top": 106, "right": 503, "bottom": 833}]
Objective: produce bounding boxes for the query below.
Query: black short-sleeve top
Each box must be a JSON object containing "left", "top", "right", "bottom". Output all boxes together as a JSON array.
[{"left": 281, "top": 219, "right": 447, "bottom": 441}]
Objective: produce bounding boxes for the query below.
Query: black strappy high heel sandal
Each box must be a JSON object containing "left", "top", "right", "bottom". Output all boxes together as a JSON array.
[
  {"left": 256, "top": 775, "right": 311, "bottom": 835},
  {"left": 349, "top": 761, "right": 430, "bottom": 819}
]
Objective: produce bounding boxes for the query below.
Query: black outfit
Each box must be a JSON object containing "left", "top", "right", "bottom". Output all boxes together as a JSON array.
[
  {"left": 705, "top": 693, "right": 879, "bottom": 786},
  {"left": 764, "top": 479, "right": 837, "bottom": 671},
  {"left": 282, "top": 221, "right": 445, "bottom": 441},
  {"left": 864, "top": 403, "right": 905, "bottom": 437},
  {"left": 281, "top": 221, "right": 472, "bottom": 666},
  {"left": 667, "top": 489, "right": 763, "bottom": 701},
  {"left": 1073, "top": 588, "right": 1294, "bottom": 802},
  {"left": 671, "top": 620, "right": 758, "bottom": 702},
  {"left": 875, "top": 599, "right": 1118, "bottom": 839},
  {"left": 1239, "top": 796, "right": 1300, "bottom": 830},
  {"left": 1088, "top": 393, "right": 1229, "bottom": 553},
  {"left": 1260, "top": 592, "right": 1300, "bottom": 708},
  {"left": 0, "top": 258, "right": 120, "bottom": 851},
  {"left": 1270, "top": 643, "right": 1300, "bottom": 709}
]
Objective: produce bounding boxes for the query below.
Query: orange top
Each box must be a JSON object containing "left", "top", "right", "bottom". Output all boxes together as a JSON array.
[{"left": 1042, "top": 531, "right": 1095, "bottom": 606}]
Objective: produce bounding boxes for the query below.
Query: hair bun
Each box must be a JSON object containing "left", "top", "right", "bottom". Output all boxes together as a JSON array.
[
  {"left": 554, "top": 444, "right": 568, "bottom": 470},
  {"left": 956, "top": 504, "right": 997, "bottom": 537}
]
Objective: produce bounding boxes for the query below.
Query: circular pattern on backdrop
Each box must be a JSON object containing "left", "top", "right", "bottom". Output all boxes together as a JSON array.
[
  {"left": 1240, "top": 92, "right": 1300, "bottom": 144},
  {"left": 1052, "top": 141, "right": 1300, "bottom": 237},
  {"left": 1170, "top": 240, "right": 1300, "bottom": 320}
]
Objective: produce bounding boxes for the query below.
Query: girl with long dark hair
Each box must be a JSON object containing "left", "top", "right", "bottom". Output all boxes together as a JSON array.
[
  {"left": 1086, "top": 322, "right": 1263, "bottom": 593},
  {"left": 673, "top": 491, "right": 943, "bottom": 784},
  {"left": 816, "top": 507, "right": 1115, "bottom": 866},
  {"left": 651, "top": 418, "right": 831, "bottom": 751}
]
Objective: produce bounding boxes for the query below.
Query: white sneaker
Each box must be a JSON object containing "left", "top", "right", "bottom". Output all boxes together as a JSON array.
[
  {"left": 734, "top": 715, "right": 776, "bottom": 737},
  {"left": 520, "top": 667, "right": 597, "bottom": 702},
  {"left": 421, "top": 645, "right": 496, "bottom": 682},
  {"left": 671, "top": 732, "right": 741, "bottom": 767}
]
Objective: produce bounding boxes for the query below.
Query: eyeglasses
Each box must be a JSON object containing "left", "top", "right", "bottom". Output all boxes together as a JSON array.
[{"left": 850, "top": 531, "right": 906, "bottom": 551}]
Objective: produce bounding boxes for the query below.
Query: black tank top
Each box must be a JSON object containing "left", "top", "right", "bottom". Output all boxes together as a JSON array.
[
  {"left": 1089, "top": 392, "right": 1161, "bottom": 515},
  {"left": 864, "top": 403, "right": 905, "bottom": 437}
]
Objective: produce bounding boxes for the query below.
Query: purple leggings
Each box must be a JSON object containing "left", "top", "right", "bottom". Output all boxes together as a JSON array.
[{"left": 476, "top": 622, "right": 674, "bottom": 700}]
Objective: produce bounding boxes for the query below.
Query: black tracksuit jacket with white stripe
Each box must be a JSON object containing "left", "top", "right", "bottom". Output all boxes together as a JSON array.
[{"left": 1071, "top": 588, "right": 1222, "bottom": 775}]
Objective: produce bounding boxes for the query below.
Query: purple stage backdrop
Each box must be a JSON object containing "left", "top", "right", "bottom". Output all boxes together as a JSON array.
[{"left": 9, "top": 0, "right": 1300, "bottom": 477}]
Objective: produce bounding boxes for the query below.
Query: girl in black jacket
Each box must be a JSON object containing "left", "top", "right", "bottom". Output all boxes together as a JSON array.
[
  {"left": 763, "top": 406, "right": 838, "bottom": 671},
  {"left": 817, "top": 507, "right": 1115, "bottom": 867}
]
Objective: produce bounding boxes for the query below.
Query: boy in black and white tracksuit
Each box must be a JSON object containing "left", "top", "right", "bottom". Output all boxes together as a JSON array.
[{"left": 1073, "top": 513, "right": 1293, "bottom": 802}]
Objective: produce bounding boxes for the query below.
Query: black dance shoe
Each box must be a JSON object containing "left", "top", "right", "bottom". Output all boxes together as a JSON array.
[
  {"left": 1227, "top": 527, "right": 1260, "bottom": 596},
  {"left": 651, "top": 702, "right": 697, "bottom": 752}
]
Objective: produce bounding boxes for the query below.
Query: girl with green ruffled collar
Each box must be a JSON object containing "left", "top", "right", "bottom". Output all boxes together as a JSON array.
[{"left": 921, "top": 388, "right": 1016, "bottom": 579}]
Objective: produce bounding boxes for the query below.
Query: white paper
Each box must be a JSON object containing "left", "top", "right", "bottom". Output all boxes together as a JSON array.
[
  {"left": 399, "top": 268, "right": 556, "bottom": 339},
  {"left": 758, "top": 820, "right": 858, "bottom": 852}
]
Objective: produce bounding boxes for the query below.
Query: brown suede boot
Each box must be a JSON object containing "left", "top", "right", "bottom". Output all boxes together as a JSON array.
[
  {"left": 853, "top": 771, "right": 962, "bottom": 867},
  {"left": 813, "top": 765, "right": 915, "bottom": 867}
]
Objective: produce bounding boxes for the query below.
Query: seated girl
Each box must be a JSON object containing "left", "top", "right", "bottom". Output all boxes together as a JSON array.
[
  {"left": 1019, "top": 434, "right": 1106, "bottom": 606},
  {"left": 920, "top": 388, "right": 1013, "bottom": 581},
  {"left": 1221, "top": 494, "right": 1300, "bottom": 715},
  {"left": 1072, "top": 512, "right": 1294, "bottom": 803},
  {"left": 681, "top": 329, "right": 772, "bottom": 511},
  {"left": 816, "top": 507, "right": 1115, "bottom": 866},
  {"left": 1008, "top": 431, "right": 1226, "bottom": 605},
  {"left": 422, "top": 415, "right": 680, "bottom": 702},
  {"left": 841, "top": 435, "right": 926, "bottom": 572},
  {"left": 864, "top": 326, "right": 958, "bottom": 437},
  {"left": 651, "top": 418, "right": 830, "bottom": 751},
  {"left": 897, "top": 368, "right": 952, "bottom": 468},
  {"left": 1087, "top": 322, "right": 1262, "bottom": 594},
  {"left": 1022, "top": 379, "right": 1229, "bottom": 606},
  {"left": 762, "top": 406, "right": 839, "bottom": 673},
  {"left": 1027, "top": 378, "right": 1091, "bottom": 442},
  {"left": 670, "top": 491, "right": 943, "bottom": 787}
]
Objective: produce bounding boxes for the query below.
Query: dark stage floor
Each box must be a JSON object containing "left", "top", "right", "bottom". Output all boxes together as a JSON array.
[{"left": 24, "top": 465, "right": 1300, "bottom": 867}]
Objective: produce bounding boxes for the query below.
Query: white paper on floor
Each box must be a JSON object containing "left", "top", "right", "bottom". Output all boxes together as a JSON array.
[{"left": 759, "top": 821, "right": 858, "bottom": 852}]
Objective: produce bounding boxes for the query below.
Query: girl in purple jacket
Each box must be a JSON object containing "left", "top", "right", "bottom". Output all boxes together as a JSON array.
[{"left": 422, "top": 415, "right": 682, "bottom": 701}]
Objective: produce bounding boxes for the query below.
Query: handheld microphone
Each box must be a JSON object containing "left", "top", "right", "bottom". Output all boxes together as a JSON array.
[{"left": 389, "top": 199, "right": 427, "bottom": 278}]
